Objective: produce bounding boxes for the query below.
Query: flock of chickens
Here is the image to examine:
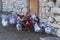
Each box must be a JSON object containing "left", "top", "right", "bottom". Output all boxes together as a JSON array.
[
  {"left": 1, "top": 14, "right": 16, "bottom": 27},
  {"left": 0, "top": 13, "right": 57, "bottom": 36}
]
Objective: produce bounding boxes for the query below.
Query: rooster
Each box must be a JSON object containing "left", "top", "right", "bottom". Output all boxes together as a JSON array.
[
  {"left": 16, "top": 14, "right": 24, "bottom": 31},
  {"left": 24, "top": 14, "right": 33, "bottom": 32}
]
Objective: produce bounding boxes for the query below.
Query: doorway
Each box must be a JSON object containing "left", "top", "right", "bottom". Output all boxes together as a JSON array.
[{"left": 29, "top": 0, "right": 39, "bottom": 16}]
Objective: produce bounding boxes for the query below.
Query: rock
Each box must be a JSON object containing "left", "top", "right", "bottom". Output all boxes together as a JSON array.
[
  {"left": 48, "top": 16, "right": 56, "bottom": 23},
  {"left": 56, "top": 0, "right": 60, "bottom": 7},
  {"left": 51, "top": 7, "right": 60, "bottom": 13},
  {"left": 47, "top": 1, "right": 54, "bottom": 7},
  {"left": 54, "top": 16, "right": 60, "bottom": 22},
  {"left": 51, "top": 28, "right": 57, "bottom": 35},
  {"left": 40, "top": 37, "right": 60, "bottom": 40},
  {"left": 56, "top": 29, "right": 60, "bottom": 37},
  {"left": 47, "top": 22, "right": 60, "bottom": 29}
]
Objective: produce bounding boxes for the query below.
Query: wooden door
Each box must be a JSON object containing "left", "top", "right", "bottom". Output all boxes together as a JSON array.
[{"left": 29, "top": 0, "right": 39, "bottom": 16}]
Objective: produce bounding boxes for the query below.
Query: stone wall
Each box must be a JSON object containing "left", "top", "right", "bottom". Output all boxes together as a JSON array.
[
  {"left": 39, "top": 0, "right": 47, "bottom": 18},
  {"left": 0, "top": 0, "right": 2, "bottom": 11},
  {"left": 2, "top": 0, "right": 28, "bottom": 15},
  {"left": 39, "top": 0, "right": 60, "bottom": 18},
  {"left": 2, "top": 0, "right": 13, "bottom": 12},
  {"left": 1, "top": 0, "right": 60, "bottom": 16},
  {"left": 56, "top": 0, "right": 60, "bottom": 7}
]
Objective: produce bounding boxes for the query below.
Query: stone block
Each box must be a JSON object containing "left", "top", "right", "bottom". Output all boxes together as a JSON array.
[
  {"left": 47, "top": 22, "right": 60, "bottom": 29},
  {"left": 40, "top": 37, "right": 60, "bottom": 40},
  {"left": 56, "top": 29, "right": 60, "bottom": 37}
]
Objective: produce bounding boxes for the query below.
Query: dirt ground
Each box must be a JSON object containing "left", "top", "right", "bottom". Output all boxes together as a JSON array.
[
  {"left": 0, "top": 12, "right": 57, "bottom": 40},
  {"left": 0, "top": 23, "right": 56, "bottom": 40}
]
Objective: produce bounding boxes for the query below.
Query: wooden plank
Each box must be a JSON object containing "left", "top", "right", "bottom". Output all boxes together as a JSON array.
[{"left": 30, "top": 0, "right": 39, "bottom": 16}]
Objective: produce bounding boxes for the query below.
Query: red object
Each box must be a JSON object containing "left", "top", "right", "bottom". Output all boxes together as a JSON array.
[
  {"left": 24, "top": 15, "right": 33, "bottom": 31},
  {"left": 41, "top": 26, "right": 44, "bottom": 29}
]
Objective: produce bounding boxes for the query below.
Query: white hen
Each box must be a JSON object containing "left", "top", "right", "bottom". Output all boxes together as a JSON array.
[
  {"left": 34, "top": 23, "right": 41, "bottom": 32},
  {"left": 45, "top": 27, "right": 52, "bottom": 34},
  {"left": 16, "top": 24, "right": 22, "bottom": 31},
  {"left": 9, "top": 16, "right": 16, "bottom": 24},
  {"left": 31, "top": 15, "right": 36, "bottom": 20},
  {"left": 2, "top": 19, "right": 8, "bottom": 27}
]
